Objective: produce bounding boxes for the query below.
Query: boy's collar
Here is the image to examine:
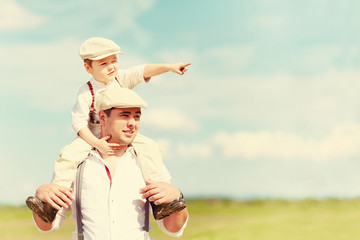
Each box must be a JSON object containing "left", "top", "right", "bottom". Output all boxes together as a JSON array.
[{"left": 90, "top": 77, "right": 108, "bottom": 87}]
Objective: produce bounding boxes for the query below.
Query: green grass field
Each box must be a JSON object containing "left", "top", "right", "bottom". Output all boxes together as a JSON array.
[{"left": 1, "top": 198, "right": 360, "bottom": 240}]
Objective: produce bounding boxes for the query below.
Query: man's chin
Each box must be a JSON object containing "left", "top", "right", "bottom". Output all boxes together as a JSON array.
[{"left": 121, "top": 136, "right": 136, "bottom": 145}]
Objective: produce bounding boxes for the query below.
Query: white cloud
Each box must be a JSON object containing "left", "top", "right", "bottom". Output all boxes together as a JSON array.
[
  {"left": 0, "top": 0, "right": 48, "bottom": 31},
  {"left": 143, "top": 108, "right": 200, "bottom": 132},
  {"left": 153, "top": 138, "right": 212, "bottom": 161},
  {"left": 250, "top": 13, "right": 289, "bottom": 33},
  {"left": 213, "top": 122, "right": 360, "bottom": 161},
  {"left": 109, "top": 0, "right": 155, "bottom": 46},
  {"left": 0, "top": 38, "right": 90, "bottom": 111},
  {"left": 298, "top": 45, "right": 342, "bottom": 69},
  {"left": 154, "top": 138, "right": 171, "bottom": 158},
  {"left": 189, "top": 66, "right": 360, "bottom": 137},
  {"left": 206, "top": 46, "right": 254, "bottom": 70},
  {"left": 175, "top": 142, "right": 212, "bottom": 159},
  {"left": 157, "top": 48, "right": 200, "bottom": 66}
]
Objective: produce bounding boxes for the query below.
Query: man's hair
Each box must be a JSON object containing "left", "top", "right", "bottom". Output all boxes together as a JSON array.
[
  {"left": 103, "top": 108, "right": 113, "bottom": 117},
  {"left": 84, "top": 59, "right": 93, "bottom": 67}
]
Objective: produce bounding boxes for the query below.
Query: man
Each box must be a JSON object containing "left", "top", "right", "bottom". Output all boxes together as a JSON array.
[{"left": 31, "top": 88, "right": 188, "bottom": 239}]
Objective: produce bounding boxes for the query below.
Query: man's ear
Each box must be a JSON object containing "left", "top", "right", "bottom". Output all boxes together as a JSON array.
[{"left": 99, "top": 110, "right": 106, "bottom": 126}]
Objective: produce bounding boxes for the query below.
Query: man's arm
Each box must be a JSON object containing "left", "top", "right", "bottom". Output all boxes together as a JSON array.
[
  {"left": 33, "top": 212, "right": 55, "bottom": 231},
  {"left": 143, "top": 63, "right": 191, "bottom": 79},
  {"left": 162, "top": 208, "right": 188, "bottom": 233},
  {"left": 32, "top": 204, "right": 70, "bottom": 233},
  {"left": 140, "top": 180, "right": 189, "bottom": 233},
  {"left": 32, "top": 184, "right": 72, "bottom": 232}
]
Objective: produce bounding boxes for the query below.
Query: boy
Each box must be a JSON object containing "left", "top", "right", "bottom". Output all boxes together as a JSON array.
[{"left": 27, "top": 37, "right": 190, "bottom": 223}]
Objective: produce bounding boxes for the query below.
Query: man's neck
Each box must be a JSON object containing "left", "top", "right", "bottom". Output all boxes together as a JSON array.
[
  {"left": 99, "top": 145, "right": 129, "bottom": 177},
  {"left": 100, "top": 146, "right": 128, "bottom": 159}
]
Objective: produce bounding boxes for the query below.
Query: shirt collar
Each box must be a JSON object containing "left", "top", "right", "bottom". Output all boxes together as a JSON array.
[
  {"left": 90, "top": 77, "right": 116, "bottom": 87},
  {"left": 89, "top": 146, "right": 136, "bottom": 161},
  {"left": 89, "top": 77, "right": 105, "bottom": 87}
]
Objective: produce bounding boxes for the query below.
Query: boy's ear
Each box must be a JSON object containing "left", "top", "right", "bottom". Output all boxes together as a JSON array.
[{"left": 84, "top": 62, "right": 92, "bottom": 74}]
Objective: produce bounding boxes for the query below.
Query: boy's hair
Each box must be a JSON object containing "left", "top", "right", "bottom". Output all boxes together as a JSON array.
[{"left": 84, "top": 59, "right": 93, "bottom": 67}]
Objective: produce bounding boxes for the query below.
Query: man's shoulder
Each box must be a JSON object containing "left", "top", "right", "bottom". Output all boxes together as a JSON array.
[{"left": 88, "top": 149, "right": 101, "bottom": 159}]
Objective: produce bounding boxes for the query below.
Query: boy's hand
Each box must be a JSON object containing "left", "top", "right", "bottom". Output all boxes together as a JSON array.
[
  {"left": 140, "top": 180, "right": 182, "bottom": 205},
  {"left": 96, "top": 135, "right": 121, "bottom": 155},
  {"left": 35, "top": 184, "right": 73, "bottom": 210},
  {"left": 171, "top": 63, "right": 191, "bottom": 75}
]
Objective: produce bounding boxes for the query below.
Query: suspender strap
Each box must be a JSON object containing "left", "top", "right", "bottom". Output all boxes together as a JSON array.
[
  {"left": 86, "top": 80, "right": 121, "bottom": 124},
  {"left": 86, "top": 81, "right": 99, "bottom": 124},
  {"left": 115, "top": 77, "right": 121, "bottom": 86},
  {"left": 76, "top": 161, "right": 86, "bottom": 240},
  {"left": 144, "top": 200, "right": 150, "bottom": 232}
]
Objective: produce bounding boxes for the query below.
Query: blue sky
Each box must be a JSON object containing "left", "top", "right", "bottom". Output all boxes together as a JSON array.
[{"left": 2, "top": 0, "right": 360, "bottom": 204}]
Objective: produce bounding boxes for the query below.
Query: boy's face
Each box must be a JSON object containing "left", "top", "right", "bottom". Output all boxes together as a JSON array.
[
  {"left": 100, "top": 107, "right": 141, "bottom": 146},
  {"left": 85, "top": 54, "right": 119, "bottom": 84}
]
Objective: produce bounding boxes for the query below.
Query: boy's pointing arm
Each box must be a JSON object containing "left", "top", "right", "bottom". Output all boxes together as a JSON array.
[{"left": 143, "top": 63, "right": 191, "bottom": 79}]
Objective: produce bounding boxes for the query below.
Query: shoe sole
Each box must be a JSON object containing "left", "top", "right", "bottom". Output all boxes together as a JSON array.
[
  {"left": 26, "top": 196, "right": 57, "bottom": 224},
  {"left": 152, "top": 200, "right": 187, "bottom": 220}
]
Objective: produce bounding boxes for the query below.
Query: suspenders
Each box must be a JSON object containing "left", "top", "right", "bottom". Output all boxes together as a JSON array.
[
  {"left": 75, "top": 160, "right": 150, "bottom": 240},
  {"left": 76, "top": 161, "right": 86, "bottom": 240},
  {"left": 86, "top": 81, "right": 99, "bottom": 124},
  {"left": 86, "top": 79, "right": 121, "bottom": 124}
]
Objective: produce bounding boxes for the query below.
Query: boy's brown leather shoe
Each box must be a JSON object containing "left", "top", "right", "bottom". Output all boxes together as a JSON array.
[
  {"left": 150, "top": 198, "right": 187, "bottom": 220},
  {"left": 26, "top": 196, "right": 58, "bottom": 224}
]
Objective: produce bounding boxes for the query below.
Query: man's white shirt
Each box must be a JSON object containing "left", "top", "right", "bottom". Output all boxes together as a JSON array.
[{"left": 37, "top": 147, "right": 187, "bottom": 239}]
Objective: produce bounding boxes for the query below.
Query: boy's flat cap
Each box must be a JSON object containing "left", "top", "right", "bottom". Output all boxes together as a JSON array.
[
  {"left": 96, "top": 88, "right": 148, "bottom": 111},
  {"left": 79, "top": 37, "right": 123, "bottom": 60}
]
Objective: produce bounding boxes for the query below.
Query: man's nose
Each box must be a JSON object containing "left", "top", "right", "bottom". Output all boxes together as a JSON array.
[{"left": 127, "top": 118, "right": 135, "bottom": 126}]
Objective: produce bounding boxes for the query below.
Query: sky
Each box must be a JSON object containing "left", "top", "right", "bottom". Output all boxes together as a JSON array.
[{"left": 1, "top": 0, "right": 360, "bottom": 205}]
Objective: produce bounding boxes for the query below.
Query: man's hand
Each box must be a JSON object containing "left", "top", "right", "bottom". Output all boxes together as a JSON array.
[
  {"left": 95, "top": 135, "right": 121, "bottom": 155},
  {"left": 140, "top": 180, "right": 181, "bottom": 205},
  {"left": 35, "top": 184, "right": 73, "bottom": 210},
  {"left": 170, "top": 63, "right": 191, "bottom": 75}
]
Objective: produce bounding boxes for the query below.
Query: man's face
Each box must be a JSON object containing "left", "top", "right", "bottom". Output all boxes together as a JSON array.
[
  {"left": 85, "top": 54, "right": 119, "bottom": 84},
  {"left": 101, "top": 107, "right": 141, "bottom": 146}
]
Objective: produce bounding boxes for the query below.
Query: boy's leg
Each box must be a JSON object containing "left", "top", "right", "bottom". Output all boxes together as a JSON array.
[
  {"left": 26, "top": 137, "right": 92, "bottom": 223},
  {"left": 52, "top": 136, "right": 93, "bottom": 187},
  {"left": 133, "top": 133, "right": 170, "bottom": 181},
  {"left": 133, "top": 134, "right": 186, "bottom": 220}
]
